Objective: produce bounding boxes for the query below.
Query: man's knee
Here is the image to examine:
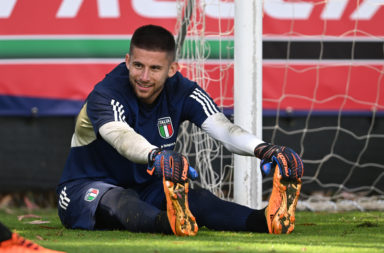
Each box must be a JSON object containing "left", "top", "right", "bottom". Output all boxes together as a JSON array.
[
  {"left": 95, "top": 187, "right": 139, "bottom": 230},
  {"left": 100, "top": 187, "right": 139, "bottom": 209},
  {"left": 95, "top": 187, "right": 162, "bottom": 232}
]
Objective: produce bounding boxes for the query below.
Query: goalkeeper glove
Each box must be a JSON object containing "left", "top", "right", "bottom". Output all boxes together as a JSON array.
[
  {"left": 254, "top": 143, "right": 304, "bottom": 180},
  {"left": 147, "top": 149, "right": 198, "bottom": 182}
]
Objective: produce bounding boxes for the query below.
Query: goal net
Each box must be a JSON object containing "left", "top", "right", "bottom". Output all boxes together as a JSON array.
[
  {"left": 175, "top": 0, "right": 384, "bottom": 211},
  {"left": 174, "top": 0, "right": 237, "bottom": 200}
]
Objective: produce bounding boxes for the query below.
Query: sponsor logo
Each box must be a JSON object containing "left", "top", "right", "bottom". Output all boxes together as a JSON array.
[
  {"left": 0, "top": 1, "right": 381, "bottom": 21},
  {"left": 0, "top": 1, "right": 382, "bottom": 36},
  {"left": 160, "top": 142, "right": 175, "bottom": 149},
  {"left": 181, "top": 163, "right": 188, "bottom": 181},
  {"left": 157, "top": 117, "right": 174, "bottom": 139},
  {"left": 84, "top": 188, "right": 99, "bottom": 202}
]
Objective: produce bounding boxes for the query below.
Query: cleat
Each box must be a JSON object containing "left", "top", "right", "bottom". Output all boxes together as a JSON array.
[
  {"left": 265, "top": 164, "right": 302, "bottom": 234},
  {"left": 163, "top": 179, "right": 198, "bottom": 236},
  {"left": 0, "top": 233, "right": 66, "bottom": 253}
]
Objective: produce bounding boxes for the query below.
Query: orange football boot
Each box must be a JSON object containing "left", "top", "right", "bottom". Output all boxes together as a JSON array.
[
  {"left": 265, "top": 164, "right": 302, "bottom": 234},
  {"left": 163, "top": 179, "right": 198, "bottom": 236},
  {"left": 0, "top": 233, "right": 65, "bottom": 253}
]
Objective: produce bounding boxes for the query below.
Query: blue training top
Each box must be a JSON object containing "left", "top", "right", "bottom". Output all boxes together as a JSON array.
[{"left": 58, "top": 62, "right": 220, "bottom": 188}]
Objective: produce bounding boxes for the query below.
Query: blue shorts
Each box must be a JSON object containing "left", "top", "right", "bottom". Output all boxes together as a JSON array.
[{"left": 57, "top": 180, "right": 115, "bottom": 229}]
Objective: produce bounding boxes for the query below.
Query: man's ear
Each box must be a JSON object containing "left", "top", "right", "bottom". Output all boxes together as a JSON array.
[
  {"left": 168, "top": 62, "right": 179, "bottom": 78},
  {"left": 125, "top": 53, "right": 130, "bottom": 69}
]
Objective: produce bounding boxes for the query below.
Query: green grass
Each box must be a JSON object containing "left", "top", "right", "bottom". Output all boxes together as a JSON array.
[{"left": 0, "top": 209, "right": 383, "bottom": 253}]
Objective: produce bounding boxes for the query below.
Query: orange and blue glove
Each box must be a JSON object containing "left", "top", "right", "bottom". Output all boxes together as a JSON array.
[
  {"left": 254, "top": 143, "right": 304, "bottom": 180},
  {"left": 147, "top": 149, "right": 198, "bottom": 183}
]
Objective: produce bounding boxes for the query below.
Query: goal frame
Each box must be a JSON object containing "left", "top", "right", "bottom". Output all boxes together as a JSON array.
[{"left": 233, "top": 0, "right": 263, "bottom": 209}]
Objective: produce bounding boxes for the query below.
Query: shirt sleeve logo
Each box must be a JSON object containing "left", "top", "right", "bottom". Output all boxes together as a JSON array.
[{"left": 157, "top": 117, "right": 174, "bottom": 139}]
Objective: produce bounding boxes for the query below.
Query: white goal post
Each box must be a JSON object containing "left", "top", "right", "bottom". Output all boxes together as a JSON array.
[{"left": 233, "top": 0, "right": 263, "bottom": 209}]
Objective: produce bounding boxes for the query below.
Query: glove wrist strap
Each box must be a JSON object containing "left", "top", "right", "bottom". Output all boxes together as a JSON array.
[
  {"left": 254, "top": 142, "right": 270, "bottom": 159},
  {"left": 148, "top": 148, "right": 162, "bottom": 165}
]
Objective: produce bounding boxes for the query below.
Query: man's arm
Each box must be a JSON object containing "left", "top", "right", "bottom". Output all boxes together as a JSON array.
[
  {"left": 201, "top": 112, "right": 303, "bottom": 179},
  {"left": 100, "top": 121, "right": 198, "bottom": 180},
  {"left": 99, "top": 121, "right": 157, "bottom": 164},
  {"left": 201, "top": 112, "right": 263, "bottom": 156}
]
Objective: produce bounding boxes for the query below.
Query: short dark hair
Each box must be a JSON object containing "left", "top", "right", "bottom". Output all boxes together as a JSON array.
[{"left": 130, "top": 25, "right": 176, "bottom": 61}]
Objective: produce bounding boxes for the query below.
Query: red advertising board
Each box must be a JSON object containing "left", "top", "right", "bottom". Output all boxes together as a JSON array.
[{"left": 0, "top": 0, "right": 383, "bottom": 115}]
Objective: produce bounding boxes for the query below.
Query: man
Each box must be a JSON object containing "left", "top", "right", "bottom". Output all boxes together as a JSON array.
[
  {"left": 57, "top": 24, "right": 303, "bottom": 236},
  {"left": 0, "top": 221, "right": 65, "bottom": 252}
]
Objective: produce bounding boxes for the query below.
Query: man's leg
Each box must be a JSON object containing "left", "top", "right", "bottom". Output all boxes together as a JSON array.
[
  {"left": 139, "top": 178, "right": 268, "bottom": 233},
  {"left": 188, "top": 187, "right": 268, "bottom": 233},
  {"left": 188, "top": 163, "right": 301, "bottom": 234},
  {"left": 94, "top": 187, "right": 172, "bottom": 234}
]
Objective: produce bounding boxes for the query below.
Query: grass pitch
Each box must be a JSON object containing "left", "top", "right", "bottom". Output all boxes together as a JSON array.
[{"left": 0, "top": 208, "right": 383, "bottom": 253}]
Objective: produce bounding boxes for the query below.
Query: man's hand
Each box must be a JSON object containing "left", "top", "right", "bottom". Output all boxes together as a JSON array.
[
  {"left": 254, "top": 143, "right": 304, "bottom": 180},
  {"left": 147, "top": 149, "right": 198, "bottom": 182}
]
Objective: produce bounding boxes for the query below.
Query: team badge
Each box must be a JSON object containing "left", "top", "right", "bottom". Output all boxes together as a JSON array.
[
  {"left": 157, "top": 117, "right": 174, "bottom": 139},
  {"left": 84, "top": 188, "right": 99, "bottom": 202}
]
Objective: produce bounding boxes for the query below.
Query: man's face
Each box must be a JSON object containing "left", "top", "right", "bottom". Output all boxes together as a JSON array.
[{"left": 125, "top": 47, "right": 178, "bottom": 105}]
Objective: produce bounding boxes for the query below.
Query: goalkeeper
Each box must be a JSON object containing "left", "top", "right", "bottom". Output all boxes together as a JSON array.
[{"left": 57, "top": 24, "right": 303, "bottom": 236}]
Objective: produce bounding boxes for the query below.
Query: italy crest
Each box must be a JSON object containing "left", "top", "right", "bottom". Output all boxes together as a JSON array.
[
  {"left": 157, "top": 117, "right": 174, "bottom": 139},
  {"left": 84, "top": 188, "right": 99, "bottom": 202}
]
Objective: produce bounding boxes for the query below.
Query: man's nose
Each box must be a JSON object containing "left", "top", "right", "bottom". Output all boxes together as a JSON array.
[{"left": 140, "top": 68, "right": 150, "bottom": 81}]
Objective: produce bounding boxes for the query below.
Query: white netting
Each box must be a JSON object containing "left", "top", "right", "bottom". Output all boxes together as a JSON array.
[
  {"left": 261, "top": 0, "right": 384, "bottom": 211},
  {"left": 174, "top": 0, "right": 235, "bottom": 199},
  {"left": 174, "top": 0, "right": 384, "bottom": 211}
]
